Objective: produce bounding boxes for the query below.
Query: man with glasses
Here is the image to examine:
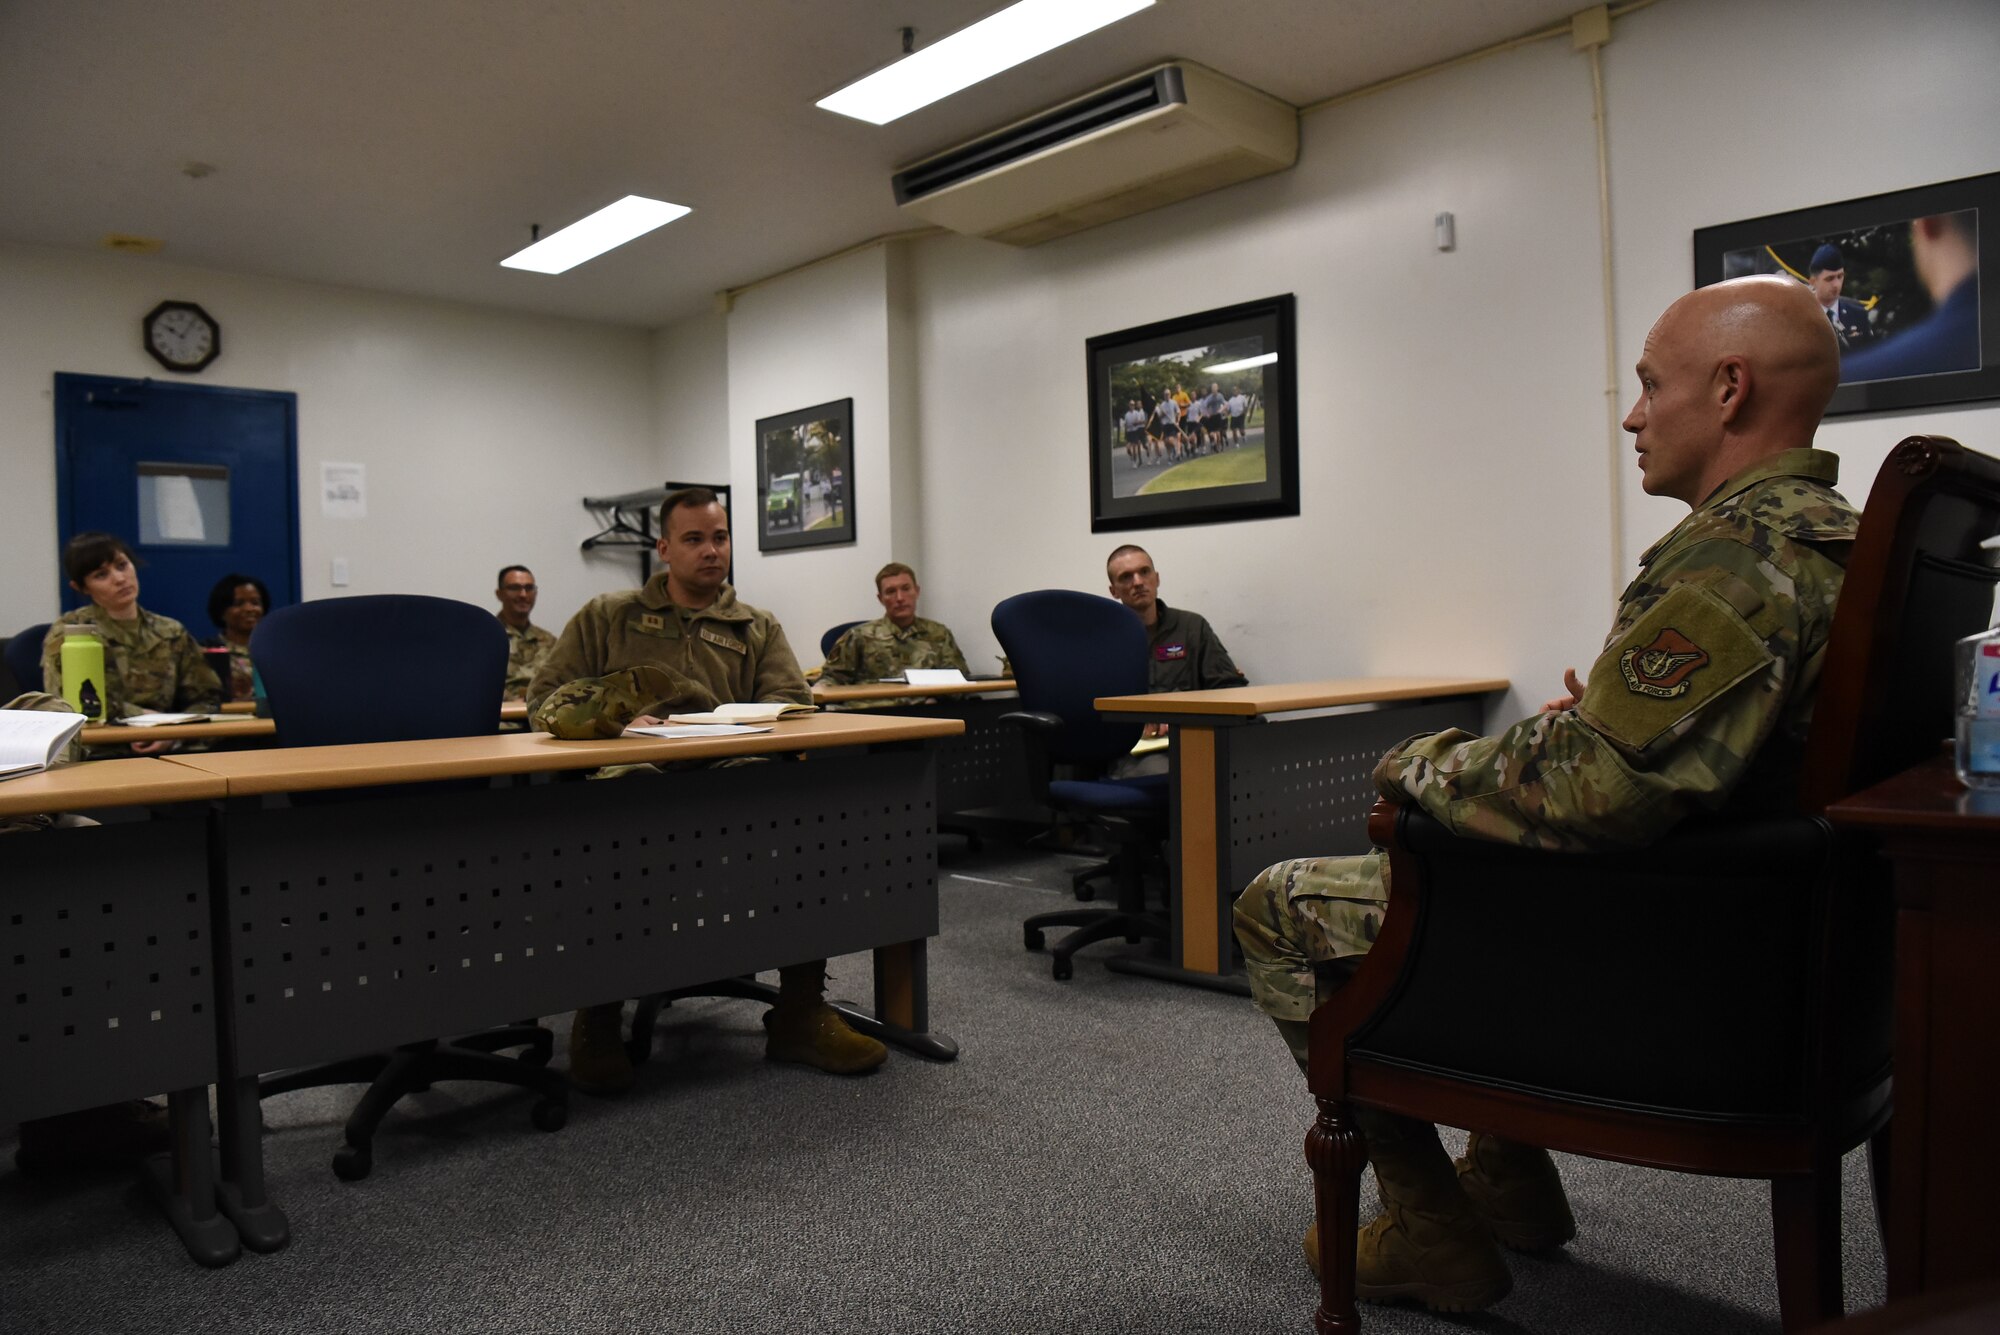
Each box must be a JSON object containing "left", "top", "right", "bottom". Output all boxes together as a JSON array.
[{"left": 495, "top": 564, "right": 556, "bottom": 701}]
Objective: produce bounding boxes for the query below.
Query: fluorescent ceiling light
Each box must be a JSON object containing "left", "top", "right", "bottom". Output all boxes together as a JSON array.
[
  {"left": 500, "top": 195, "right": 691, "bottom": 274},
  {"left": 817, "top": 0, "right": 1155, "bottom": 125},
  {"left": 1204, "top": 352, "right": 1278, "bottom": 374}
]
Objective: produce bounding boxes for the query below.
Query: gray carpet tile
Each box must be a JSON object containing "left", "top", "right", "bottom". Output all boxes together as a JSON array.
[{"left": 0, "top": 845, "right": 1886, "bottom": 1334}]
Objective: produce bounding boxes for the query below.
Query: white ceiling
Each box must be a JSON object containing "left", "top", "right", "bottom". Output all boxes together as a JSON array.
[{"left": 0, "top": 0, "right": 1585, "bottom": 328}]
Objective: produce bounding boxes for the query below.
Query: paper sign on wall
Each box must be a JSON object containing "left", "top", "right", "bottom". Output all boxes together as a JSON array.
[{"left": 320, "top": 462, "right": 366, "bottom": 519}]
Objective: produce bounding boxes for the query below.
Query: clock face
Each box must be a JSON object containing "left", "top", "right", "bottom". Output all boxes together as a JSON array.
[{"left": 142, "top": 301, "right": 220, "bottom": 372}]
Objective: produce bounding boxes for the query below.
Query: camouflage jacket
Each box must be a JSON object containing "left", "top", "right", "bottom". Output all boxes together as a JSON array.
[
  {"left": 1148, "top": 599, "right": 1247, "bottom": 693},
  {"left": 41, "top": 605, "right": 223, "bottom": 720},
  {"left": 818, "top": 616, "right": 971, "bottom": 684},
  {"left": 500, "top": 617, "right": 557, "bottom": 700},
  {"left": 527, "top": 577, "right": 809, "bottom": 738},
  {"left": 1375, "top": 447, "right": 1857, "bottom": 851},
  {"left": 198, "top": 637, "right": 257, "bottom": 702},
  {"left": 1, "top": 692, "right": 84, "bottom": 833}
]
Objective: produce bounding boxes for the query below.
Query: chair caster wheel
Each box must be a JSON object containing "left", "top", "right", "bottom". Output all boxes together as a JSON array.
[
  {"left": 1075, "top": 883, "right": 1097, "bottom": 903},
  {"left": 518, "top": 1046, "right": 552, "bottom": 1069},
  {"left": 332, "top": 1144, "right": 372, "bottom": 1181},
  {"left": 1052, "top": 958, "right": 1073, "bottom": 981},
  {"left": 532, "top": 1099, "right": 568, "bottom": 1132},
  {"left": 1024, "top": 928, "right": 1044, "bottom": 952}
]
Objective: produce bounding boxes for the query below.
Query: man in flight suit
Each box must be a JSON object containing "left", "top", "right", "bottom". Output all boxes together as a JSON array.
[{"left": 1232, "top": 276, "right": 1857, "bottom": 1312}]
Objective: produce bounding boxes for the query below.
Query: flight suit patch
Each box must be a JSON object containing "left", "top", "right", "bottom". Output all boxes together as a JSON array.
[
  {"left": 1155, "top": 643, "right": 1187, "bottom": 661},
  {"left": 1619, "top": 629, "right": 1709, "bottom": 698},
  {"left": 698, "top": 627, "right": 747, "bottom": 655}
]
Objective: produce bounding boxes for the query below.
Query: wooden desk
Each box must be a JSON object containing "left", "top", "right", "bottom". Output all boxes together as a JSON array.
[
  {"left": 1094, "top": 677, "right": 1510, "bottom": 988},
  {"left": 1827, "top": 756, "right": 2000, "bottom": 1300},
  {"left": 813, "top": 677, "right": 1016, "bottom": 703},
  {"left": 81, "top": 716, "right": 277, "bottom": 746}
]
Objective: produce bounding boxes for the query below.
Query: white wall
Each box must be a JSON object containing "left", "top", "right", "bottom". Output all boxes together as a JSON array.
[
  {"left": 0, "top": 241, "right": 656, "bottom": 637},
  {"left": 1607, "top": 0, "right": 2000, "bottom": 571},
  {"left": 652, "top": 308, "right": 731, "bottom": 486}
]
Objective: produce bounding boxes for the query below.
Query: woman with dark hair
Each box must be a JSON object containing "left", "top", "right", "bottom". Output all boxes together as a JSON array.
[
  {"left": 40, "top": 531, "right": 222, "bottom": 754},
  {"left": 201, "top": 571, "right": 270, "bottom": 701}
]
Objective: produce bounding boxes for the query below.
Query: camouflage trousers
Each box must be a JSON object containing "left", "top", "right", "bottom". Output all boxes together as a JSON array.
[{"left": 1231, "top": 849, "right": 1391, "bottom": 1029}]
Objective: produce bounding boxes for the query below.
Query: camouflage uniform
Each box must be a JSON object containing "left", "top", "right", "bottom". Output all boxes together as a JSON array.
[
  {"left": 1147, "top": 599, "right": 1247, "bottom": 692},
  {"left": 818, "top": 615, "right": 972, "bottom": 710},
  {"left": 499, "top": 617, "right": 557, "bottom": 700},
  {"left": 1234, "top": 448, "right": 1859, "bottom": 1044},
  {"left": 1, "top": 692, "right": 85, "bottom": 834},
  {"left": 41, "top": 606, "right": 223, "bottom": 760},
  {"left": 527, "top": 574, "right": 808, "bottom": 737}
]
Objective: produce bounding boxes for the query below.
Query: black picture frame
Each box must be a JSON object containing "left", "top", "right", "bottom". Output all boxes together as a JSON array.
[
  {"left": 1693, "top": 172, "right": 1997, "bottom": 417},
  {"left": 1086, "top": 294, "right": 1300, "bottom": 533},
  {"left": 754, "top": 399, "right": 854, "bottom": 552}
]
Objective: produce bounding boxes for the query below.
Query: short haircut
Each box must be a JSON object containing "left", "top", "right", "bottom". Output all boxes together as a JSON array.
[
  {"left": 62, "top": 531, "right": 137, "bottom": 586},
  {"left": 1105, "top": 543, "right": 1151, "bottom": 576},
  {"left": 1808, "top": 243, "right": 1843, "bottom": 276},
  {"left": 205, "top": 572, "right": 272, "bottom": 629},
  {"left": 875, "top": 562, "right": 916, "bottom": 591},
  {"left": 496, "top": 564, "right": 533, "bottom": 587},
  {"left": 660, "top": 486, "right": 721, "bottom": 533}
]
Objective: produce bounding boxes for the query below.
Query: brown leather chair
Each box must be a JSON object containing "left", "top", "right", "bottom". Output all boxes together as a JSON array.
[{"left": 1303, "top": 437, "right": 2000, "bottom": 1333}]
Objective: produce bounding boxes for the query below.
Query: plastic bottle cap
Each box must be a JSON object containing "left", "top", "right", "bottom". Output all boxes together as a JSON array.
[{"left": 63, "top": 623, "right": 101, "bottom": 637}]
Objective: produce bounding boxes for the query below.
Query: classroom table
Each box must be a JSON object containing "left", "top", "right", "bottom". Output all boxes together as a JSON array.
[
  {"left": 3, "top": 712, "right": 964, "bottom": 1264},
  {"left": 82, "top": 700, "right": 533, "bottom": 747},
  {"left": 1826, "top": 755, "right": 2000, "bottom": 1301},
  {"left": 814, "top": 679, "right": 1028, "bottom": 824},
  {"left": 1094, "top": 677, "right": 1510, "bottom": 990}
]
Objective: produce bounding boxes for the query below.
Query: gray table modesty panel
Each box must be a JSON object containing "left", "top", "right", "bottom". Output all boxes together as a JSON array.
[
  {"left": 2, "top": 819, "right": 218, "bottom": 1125},
  {"left": 217, "top": 751, "right": 939, "bottom": 1074},
  {"left": 1217, "top": 699, "right": 1484, "bottom": 893}
]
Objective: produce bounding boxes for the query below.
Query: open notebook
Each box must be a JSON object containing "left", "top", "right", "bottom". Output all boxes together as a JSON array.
[
  {"left": 664, "top": 701, "right": 817, "bottom": 726},
  {"left": 0, "top": 710, "right": 88, "bottom": 781}
]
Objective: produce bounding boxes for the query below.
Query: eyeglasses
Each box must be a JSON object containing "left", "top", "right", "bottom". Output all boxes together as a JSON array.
[{"left": 501, "top": 583, "right": 537, "bottom": 594}]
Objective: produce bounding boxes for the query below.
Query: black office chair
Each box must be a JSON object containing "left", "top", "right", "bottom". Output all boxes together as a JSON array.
[
  {"left": 250, "top": 594, "right": 566, "bottom": 1180},
  {"left": 5, "top": 623, "right": 50, "bottom": 695},
  {"left": 820, "top": 620, "right": 867, "bottom": 660},
  {"left": 991, "top": 590, "right": 1169, "bottom": 980}
]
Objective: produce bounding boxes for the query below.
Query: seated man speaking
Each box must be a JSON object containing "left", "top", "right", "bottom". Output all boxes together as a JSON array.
[
  {"left": 527, "top": 487, "right": 886, "bottom": 1093},
  {"left": 1233, "top": 276, "right": 1855, "bottom": 1312}
]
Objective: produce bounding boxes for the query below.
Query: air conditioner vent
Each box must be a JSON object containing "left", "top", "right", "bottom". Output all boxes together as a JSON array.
[{"left": 892, "top": 62, "right": 1297, "bottom": 246}]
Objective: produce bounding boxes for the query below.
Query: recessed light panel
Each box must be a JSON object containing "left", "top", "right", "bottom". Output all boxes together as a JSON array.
[
  {"left": 500, "top": 195, "right": 692, "bottom": 274},
  {"left": 817, "top": 0, "right": 1155, "bottom": 126}
]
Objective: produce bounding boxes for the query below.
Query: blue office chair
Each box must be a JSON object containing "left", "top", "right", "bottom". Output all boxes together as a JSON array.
[
  {"left": 991, "top": 590, "right": 1170, "bottom": 980},
  {"left": 249, "top": 594, "right": 566, "bottom": 1180},
  {"left": 5, "top": 623, "right": 50, "bottom": 695},
  {"left": 820, "top": 619, "right": 866, "bottom": 660}
]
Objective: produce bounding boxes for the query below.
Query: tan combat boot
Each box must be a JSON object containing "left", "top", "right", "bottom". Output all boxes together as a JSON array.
[
  {"left": 567, "top": 1002, "right": 634, "bottom": 1097},
  {"left": 1455, "top": 1132, "right": 1577, "bottom": 1252},
  {"left": 1344, "top": 1109, "right": 1512, "bottom": 1312},
  {"left": 764, "top": 963, "right": 888, "bottom": 1075}
]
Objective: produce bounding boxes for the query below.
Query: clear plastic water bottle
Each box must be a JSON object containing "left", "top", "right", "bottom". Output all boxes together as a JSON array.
[{"left": 1957, "top": 623, "right": 2000, "bottom": 791}]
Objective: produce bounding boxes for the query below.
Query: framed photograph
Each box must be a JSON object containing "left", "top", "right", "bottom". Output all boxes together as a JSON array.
[
  {"left": 1694, "top": 171, "right": 1998, "bottom": 416},
  {"left": 755, "top": 399, "right": 854, "bottom": 552},
  {"left": 1086, "top": 294, "right": 1299, "bottom": 533}
]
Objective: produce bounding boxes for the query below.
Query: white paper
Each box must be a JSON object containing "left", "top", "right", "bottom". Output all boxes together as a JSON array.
[
  {"left": 320, "top": 462, "right": 367, "bottom": 519},
  {"left": 152, "top": 474, "right": 207, "bottom": 541},
  {"left": 0, "top": 710, "right": 88, "bottom": 779},
  {"left": 666, "top": 702, "right": 815, "bottom": 725},
  {"left": 903, "top": 668, "right": 968, "bottom": 687},
  {"left": 624, "top": 723, "right": 775, "bottom": 738},
  {"left": 120, "top": 713, "right": 209, "bottom": 726}
]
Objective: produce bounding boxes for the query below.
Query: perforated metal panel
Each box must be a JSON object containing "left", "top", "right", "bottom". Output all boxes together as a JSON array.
[
  {"left": 1218, "top": 702, "right": 1480, "bottom": 890},
  {"left": 1, "top": 819, "right": 218, "bottom": 1124},
  {"left": 217, "top": 751, "right": 939, "bottom": 1073},
  {"left": 931, "top": 698, "right": 1030, "bottom": 813}
]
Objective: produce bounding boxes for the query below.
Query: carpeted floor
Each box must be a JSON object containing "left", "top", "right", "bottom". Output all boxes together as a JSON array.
[{"left": 0, "top": 845, "right": 1885, "bottom": 1334}]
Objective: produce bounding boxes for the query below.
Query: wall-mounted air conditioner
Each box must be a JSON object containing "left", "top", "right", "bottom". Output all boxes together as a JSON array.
[{"left": 892, "top": 62, "right": 1298, "bottom": 247}]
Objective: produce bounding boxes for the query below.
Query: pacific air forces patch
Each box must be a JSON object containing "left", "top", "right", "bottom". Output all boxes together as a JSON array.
[{"left": 1619, "top": 628, "right": 1709, "bottom": 698}]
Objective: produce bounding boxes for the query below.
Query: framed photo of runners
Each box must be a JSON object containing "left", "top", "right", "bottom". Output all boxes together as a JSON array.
[
  {"left": 1693, "top": 171, "right": 2000, "bottom": 416},
  {"left": 1086, "top": 294, "right": 1300, "bottom": 533},
  {"left": 754, "top": 398, "right": 854, "bottom": 552}
]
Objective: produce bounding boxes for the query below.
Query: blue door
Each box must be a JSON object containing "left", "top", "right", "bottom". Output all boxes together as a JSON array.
[{"left": 55, "top": 374, "right": 300, "bottom": 635}]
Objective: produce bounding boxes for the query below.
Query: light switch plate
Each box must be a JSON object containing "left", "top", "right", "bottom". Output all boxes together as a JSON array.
[{"left": 331, "top": 557, "right": 350, "bottom": 586}]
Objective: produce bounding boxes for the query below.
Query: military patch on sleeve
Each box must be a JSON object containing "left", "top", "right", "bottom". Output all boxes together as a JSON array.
[
  {"left": 1618, "top": 628, "right": 1709, "bottom": 698},
  {"left": 1579, "top": 579, "right": 1773, "bottom": 753}
]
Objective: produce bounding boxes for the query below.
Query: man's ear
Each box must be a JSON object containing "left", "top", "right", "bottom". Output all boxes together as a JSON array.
[{"left": 1715, "top": 356, "right": 1750, "bottom": 424}]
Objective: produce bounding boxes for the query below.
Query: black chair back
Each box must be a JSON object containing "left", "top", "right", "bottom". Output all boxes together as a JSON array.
[
  {"left": 820, "top": 620, "right": 866, "bottom": 659},
  {"left": 5, "top": 624, "right": 50, "bottom": 695},
  {"left": 991, "top": 590, "right": 1148, "bottom": 767}
]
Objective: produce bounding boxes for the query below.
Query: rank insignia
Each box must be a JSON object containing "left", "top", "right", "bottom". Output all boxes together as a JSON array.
[
  {"left": 1619, "top": 628, "right": 1709, "bottom": 698},
  {"left": 638, "top": 613, "right": 665, "bottom": 632}
]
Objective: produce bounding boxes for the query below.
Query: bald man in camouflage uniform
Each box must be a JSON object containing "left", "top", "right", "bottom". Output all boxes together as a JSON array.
[
  {"left": 818, "top": 562, "right": 972, "bottom": 709},
  {"left": 1234, "top": 277, "right": 1857, "bottom": 1313},
  {"left": 526, "top": 487, "right": 886, "bottom": 1094}
]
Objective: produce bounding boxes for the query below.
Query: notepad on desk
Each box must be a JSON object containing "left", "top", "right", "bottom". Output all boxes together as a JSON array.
[
  {"left": 901, "top": 669, "right": 968, "bottom": 687},
  {"left": 0, "top": 710, "right": 88, "bottom": 780},
  {"left": 663, "top": 701, "right": 817, "bottom": 726},
  {"left": 625, "top": 722, "right": 775, "bottom": 739},
  {"left": 119, "top": 712, "right": 226, "bottom": 726}
]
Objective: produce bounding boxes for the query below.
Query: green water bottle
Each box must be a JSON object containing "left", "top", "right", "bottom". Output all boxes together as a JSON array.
[{"left": 60, "top": 623, "right": 108, "bottom": 722}]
